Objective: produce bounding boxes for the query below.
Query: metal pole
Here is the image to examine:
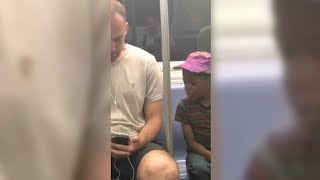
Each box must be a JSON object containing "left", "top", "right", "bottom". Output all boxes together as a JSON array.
[{"left": 160, "top": 0, "right": 173, "bottom": 156}]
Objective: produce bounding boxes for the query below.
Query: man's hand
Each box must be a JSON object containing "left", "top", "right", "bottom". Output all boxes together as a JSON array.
[
  {"left": 128, "top": 135, "right": 145, "bottom": 155},
  {"left": 111, "top": 143, "right": 130, "bottom": 159},
  {"left": 111, "top": 135, "right": 146, "bottom": 158}
]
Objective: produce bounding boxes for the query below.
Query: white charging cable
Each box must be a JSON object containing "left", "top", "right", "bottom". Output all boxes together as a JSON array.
[{"left": 111, "top": 63, "right": 135, "bottom": 180}]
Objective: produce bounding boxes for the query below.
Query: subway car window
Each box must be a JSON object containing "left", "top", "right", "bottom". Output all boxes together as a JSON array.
[
  {"left": 121, "top": 0, "right": 165, "bottom": 62},
  {"left": 170, "top": 0, "right": 211, "bottom": 58},
  {"left": 122, "top": 0, "right": 211, "bottom": 62}
]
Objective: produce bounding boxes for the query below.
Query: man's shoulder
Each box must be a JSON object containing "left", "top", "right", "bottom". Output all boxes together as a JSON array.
[{"left": 126, "top": 44, "right": 155, "bottom": 61}]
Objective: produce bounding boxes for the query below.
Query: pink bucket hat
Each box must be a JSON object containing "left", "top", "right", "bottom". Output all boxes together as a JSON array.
[{"left": 173, "top": 51, "right": 211, "bottom": 74}]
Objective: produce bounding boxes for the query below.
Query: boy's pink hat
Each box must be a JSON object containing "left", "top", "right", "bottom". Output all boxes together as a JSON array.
[{"left": 173, "top": 51, "right": 211, "bottom": 74}]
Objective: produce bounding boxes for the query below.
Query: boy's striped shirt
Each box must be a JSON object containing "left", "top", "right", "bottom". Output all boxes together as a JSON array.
[{"left": 174, "top": 98, "right": 211, "bottom": 151}]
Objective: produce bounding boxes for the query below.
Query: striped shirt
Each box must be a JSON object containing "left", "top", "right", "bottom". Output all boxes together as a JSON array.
[{"left": 174, "top": 98, "right": 211, "bottom": 151}]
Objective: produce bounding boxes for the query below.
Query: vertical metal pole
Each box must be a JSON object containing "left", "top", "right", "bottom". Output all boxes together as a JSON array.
[
  {"left": 211, "top": 0, "right": 220, "bottom": 179},
  {"left": 160, "top": 0, "right": 173, "bottom": 155}
]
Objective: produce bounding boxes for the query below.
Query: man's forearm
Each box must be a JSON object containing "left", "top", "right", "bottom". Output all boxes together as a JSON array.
[{"left": 138, "top": 117, "right": 162, "bottom": 146}]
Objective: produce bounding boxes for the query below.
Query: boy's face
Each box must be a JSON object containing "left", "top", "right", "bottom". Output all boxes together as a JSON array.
[
  {"left": 183, "top": 70, "right": 210, "bottom": 103},
  {"left": 276, "top": 3, "right": 320, "bottom": 131}
]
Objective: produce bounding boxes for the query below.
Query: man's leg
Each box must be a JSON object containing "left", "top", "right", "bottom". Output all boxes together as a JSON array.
[
  {"left": 186, "top": 152, "right": 211, "bottom": 180},
  {"left": 111, "top": 157, "right": 134, "bottom": 180},
  {"left": 111, "top": 157, "right": 119, "bottom": 179},
  {"left": 133, "top": 143, "right": 179, "bottom": 180}
]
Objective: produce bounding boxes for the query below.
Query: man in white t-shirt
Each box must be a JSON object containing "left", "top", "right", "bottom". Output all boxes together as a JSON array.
[{"left": 110, "top": 1, "right": 178, "bottom": 180}]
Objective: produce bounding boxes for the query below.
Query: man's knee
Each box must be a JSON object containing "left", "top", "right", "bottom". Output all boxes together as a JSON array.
[{"left": 137, "top": 150, "right": 178, "bottom": 180}]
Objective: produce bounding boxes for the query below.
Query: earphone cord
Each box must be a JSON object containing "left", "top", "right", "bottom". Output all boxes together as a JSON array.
[
  {"left": 114, "top": 159, "right": 121, "bottom": 180},
  {"left": 111, "top": 64, "right": 121, "bottom": 107},
  {"left": 111, "top": 64, "right": 134, "bottom": 180}
]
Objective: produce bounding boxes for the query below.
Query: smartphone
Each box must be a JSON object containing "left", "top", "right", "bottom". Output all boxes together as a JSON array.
[{"left": 111, "top": 135, "right": 130, "bottom": 145}]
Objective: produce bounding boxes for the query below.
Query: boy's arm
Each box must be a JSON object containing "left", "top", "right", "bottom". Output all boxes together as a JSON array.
[{"left": 181, "top": 123, "right": 211, "bottom": 161}]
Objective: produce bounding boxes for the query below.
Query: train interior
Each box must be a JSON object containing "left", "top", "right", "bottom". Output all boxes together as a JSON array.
[{"left": 117, "top": 0, "right": 292, "bottom": 179}]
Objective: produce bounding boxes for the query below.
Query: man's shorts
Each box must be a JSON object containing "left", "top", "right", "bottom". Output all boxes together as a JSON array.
[{"left": 111, "top": 142, "right": 166, "bottom": 180}]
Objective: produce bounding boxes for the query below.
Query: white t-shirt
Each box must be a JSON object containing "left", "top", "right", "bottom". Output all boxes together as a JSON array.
[{"left": 111, "top": 44, "right": 163, "bottom": 137}]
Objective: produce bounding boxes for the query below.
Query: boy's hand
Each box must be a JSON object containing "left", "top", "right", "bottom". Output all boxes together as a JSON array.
[{"left": 182, "top": 123, "right": 211, "bottom": 162}]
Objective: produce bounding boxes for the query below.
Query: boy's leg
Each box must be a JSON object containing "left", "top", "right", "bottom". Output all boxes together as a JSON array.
[{"left": 186, "top": 152, "right": 211, "bottom": 180}]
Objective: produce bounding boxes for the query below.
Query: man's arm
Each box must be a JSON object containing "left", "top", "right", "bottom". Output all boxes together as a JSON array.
[
  {"left": 181, "top": 123, "right": 211, "bottom": 161},
  {"left": 130, "top": 100, "right": 162, "bottom": 152}
]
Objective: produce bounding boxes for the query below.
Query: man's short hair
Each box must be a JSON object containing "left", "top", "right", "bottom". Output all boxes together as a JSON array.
[{"left": 112, "top": 0, "right": 127, "bottom": 20}]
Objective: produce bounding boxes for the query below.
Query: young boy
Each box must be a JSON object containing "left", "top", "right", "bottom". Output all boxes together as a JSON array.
[
  {"left": 174, "top": 52, "right": 211, "bottom": 180},
  {"left": 245, "top": 0, "right": 320, "bottom": 179}
]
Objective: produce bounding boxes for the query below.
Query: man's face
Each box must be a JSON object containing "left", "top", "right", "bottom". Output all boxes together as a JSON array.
[
  {"left": 111, "top": 13, "right": 128, "bottom": 62},
  {"left": 277, "top": 7, "right": 320, "bottom": 131}
]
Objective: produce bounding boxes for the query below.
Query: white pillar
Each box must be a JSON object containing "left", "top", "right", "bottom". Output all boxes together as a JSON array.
[{"left": 0, "top": 0, "right": 110, "bottom": 179}]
